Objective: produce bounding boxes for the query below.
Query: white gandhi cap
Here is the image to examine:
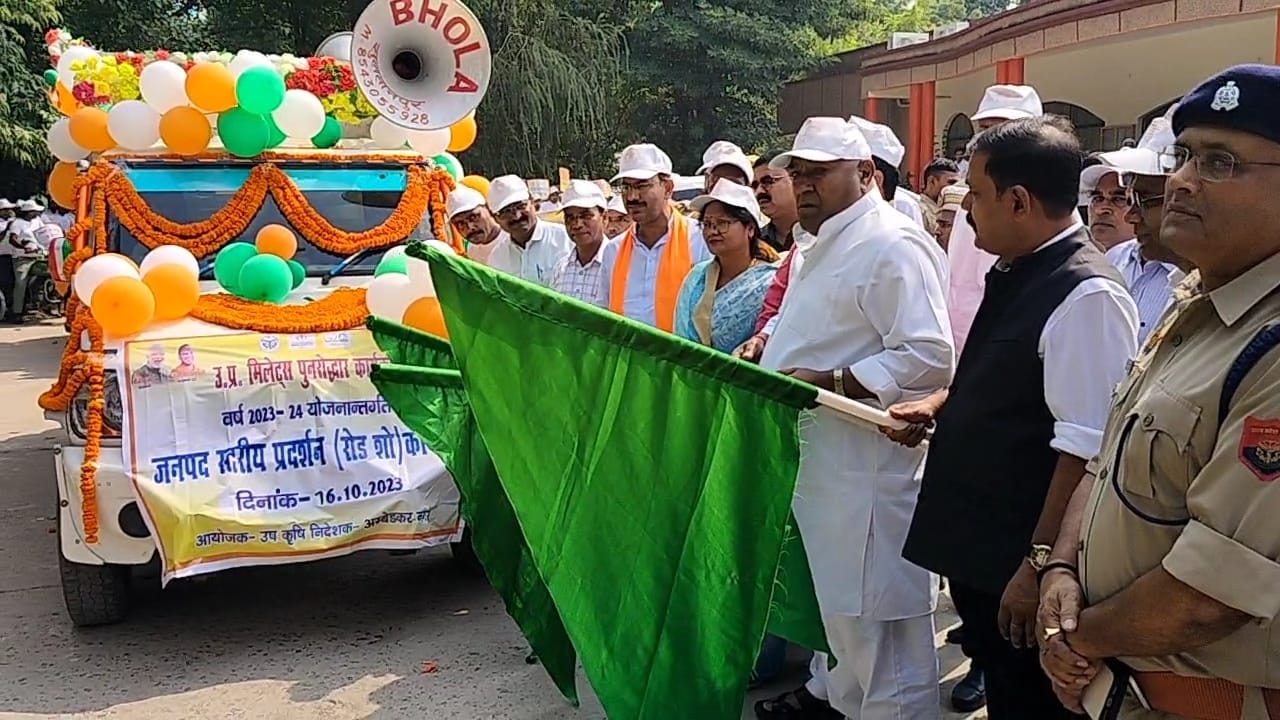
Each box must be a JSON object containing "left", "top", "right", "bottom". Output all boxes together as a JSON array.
[
  {"left": 488, "top": 175, "right": 531, "bottom": 213},
  {"left": 446, "top": 185, "right": 486, "bottom": 219},
  {"left": 689, "top": 178, "right": 767, "bottom": 228},
  {"left": 612, "top": 143, "right": 674, "bottom": 182},
  {"left": 769, "top": 117, "right": 873, "bottom": 169},
  {"left": 972, "top": 85, "right": 1043, "bottom": 122},
  {"left": 697, "top": 140, "right": 754, "bottom": 181},
  {"left": 560, "top": 179, "right": 607, "bottom": 211},
  {"left": 847, "top": 116, "right": 905, "bottom": 167}
]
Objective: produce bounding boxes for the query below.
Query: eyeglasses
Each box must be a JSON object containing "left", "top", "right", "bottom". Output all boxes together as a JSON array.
[
  {"left": 1126, "top": 189, "right": 1163, "bottom": 210},
  {"left": 701, "top": 217, "right": 742, "bottom": 235},
  {"left": 1159, "top": 146, "right": 1280, "bottom": 183},
  {"left": 616, "top": 179, "right": 659, "bottom": 197},
  {"left": 750, "top": 175, "right": 784, "bottom": 191},
  {"left": 1089, "top": 192, "right": 1128, "bottom": 209}
]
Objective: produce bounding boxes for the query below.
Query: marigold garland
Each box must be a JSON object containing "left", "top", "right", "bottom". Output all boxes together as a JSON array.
[{"left": 46, "top": 157, "right": 453, "bottom": 545}]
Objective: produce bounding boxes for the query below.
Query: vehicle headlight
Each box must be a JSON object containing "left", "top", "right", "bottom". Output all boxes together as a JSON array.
[{"left": 69, "top": 369, "right": 123, "bottom": 441}]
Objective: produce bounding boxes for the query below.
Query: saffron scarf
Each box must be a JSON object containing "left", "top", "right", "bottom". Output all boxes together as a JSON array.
[{"left": 609, "top": 212, "right": 693, "bottom": 331}]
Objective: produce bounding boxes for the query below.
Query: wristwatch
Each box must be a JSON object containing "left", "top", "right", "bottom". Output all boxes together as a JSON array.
[{"left": 1028, "top": 544, "right": 1053, "bottom": 571}]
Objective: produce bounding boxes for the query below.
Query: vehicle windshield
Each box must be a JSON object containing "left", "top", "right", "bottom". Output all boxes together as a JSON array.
[{"left": 109, "top": 163, "right": 434, "bottom": 278}]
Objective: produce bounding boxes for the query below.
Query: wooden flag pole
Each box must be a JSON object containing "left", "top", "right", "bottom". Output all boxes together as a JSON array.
[{"left": 814, "top": 389, "right": 934, "bottom": 442}]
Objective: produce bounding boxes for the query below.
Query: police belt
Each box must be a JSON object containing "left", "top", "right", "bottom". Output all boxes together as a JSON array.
[{"left": 1105, "top": 661, "right": 1280, "bottom": 719}]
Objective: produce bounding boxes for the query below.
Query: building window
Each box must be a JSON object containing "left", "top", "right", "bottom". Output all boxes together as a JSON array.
[
  {"left": 1044, "top": 101, "right": 1106, "bottom": 152},
  {"left": 945, "top": 114, "right": 974, "bottom": 157}
]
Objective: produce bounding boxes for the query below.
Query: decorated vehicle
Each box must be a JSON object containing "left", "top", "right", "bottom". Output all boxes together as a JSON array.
[{"left": 36, "top": 0, "right": 494, "bottom": 626}]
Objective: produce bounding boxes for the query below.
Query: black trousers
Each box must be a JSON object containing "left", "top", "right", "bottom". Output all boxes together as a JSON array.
[
  {"left": 0, "top": 256, "right": 15, "bottom": 317},
  {"left": 950, "top": 580, "right": 1079, "bottom": 719}
]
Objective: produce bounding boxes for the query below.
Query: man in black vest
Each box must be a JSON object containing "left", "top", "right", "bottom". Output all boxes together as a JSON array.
[{"left": 886, "top": 116, "right": 1140, "bottom": 718}]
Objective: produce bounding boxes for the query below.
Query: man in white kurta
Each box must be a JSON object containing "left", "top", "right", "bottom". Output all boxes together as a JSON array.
[
  {"left": 484, "top": 175, "right": 572, "bottom": 287},
  {"left": 756, "top": 117, "right": 954, "bottom": 720}
]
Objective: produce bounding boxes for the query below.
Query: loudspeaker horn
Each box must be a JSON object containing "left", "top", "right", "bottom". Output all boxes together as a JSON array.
[
  {"left": 315, "top": 32, "right": 354, "bottom": 62},
  {"left": 350, "top": 0, "right": 492, "bottom": 131}
]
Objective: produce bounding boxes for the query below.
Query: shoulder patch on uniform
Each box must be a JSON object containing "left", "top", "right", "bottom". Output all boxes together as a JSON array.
[{"left": 1239, "top": 417, "right": 1280, "bottom": 482}]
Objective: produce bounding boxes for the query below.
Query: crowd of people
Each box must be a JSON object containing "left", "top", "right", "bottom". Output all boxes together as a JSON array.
[
  {"left": 443, "top": 62, "right": 1280, "bottom": 720},
  {"left": 0, "top": 198, "right": 69, "bottom": 322}
]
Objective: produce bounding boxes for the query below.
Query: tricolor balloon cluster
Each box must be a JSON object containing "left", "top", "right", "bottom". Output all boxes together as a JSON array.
[
  {"left": 75, "top": 246, "right": 201, "bottom": 338},
  {"left": 365, "top": 243, "right": 453, "bottom": 338},
  {"left": 213, "top": 225, "right": 306, "bottom": 302},
  {"left": 367, "top": 115, "right": 470, "bottom": 181},
  {"left": 46, "top": 50, "right": 339, "bottom": 160}
]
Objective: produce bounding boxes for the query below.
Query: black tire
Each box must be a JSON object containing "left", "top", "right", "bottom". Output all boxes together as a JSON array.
[
  {"left": 58, "top": 537, "right": 132, "bottom": 627},
  {"left": 449, "top": 527, "right": 483, "bottom": 574}
]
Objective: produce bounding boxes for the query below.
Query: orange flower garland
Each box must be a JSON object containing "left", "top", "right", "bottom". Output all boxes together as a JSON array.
[
  {"left": 45, "top": 155, "right": 453, "bottom": 547},
  {"left": 190, "top": 288, "right": 370, "bottom": 332}
]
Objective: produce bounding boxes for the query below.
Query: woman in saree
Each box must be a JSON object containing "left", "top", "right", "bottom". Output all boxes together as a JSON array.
[{"left": 673, "top": 180, "right": 779, "bottom": 353}]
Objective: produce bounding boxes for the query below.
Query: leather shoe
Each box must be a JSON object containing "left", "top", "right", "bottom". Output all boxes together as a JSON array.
[
  {"left": 950, "top": 665, "right": 986, "bottom": 713},
  {"left": 945, "top": 625, "right": 965, "bottom": 645}
]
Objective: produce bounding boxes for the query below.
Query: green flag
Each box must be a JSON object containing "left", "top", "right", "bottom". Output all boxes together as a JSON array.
[
  {"left": 366, "top": 318, "right": 579, "bottom": 704},
  {"left": 397, "top": 245, "right": 827, "bottom": 719}
]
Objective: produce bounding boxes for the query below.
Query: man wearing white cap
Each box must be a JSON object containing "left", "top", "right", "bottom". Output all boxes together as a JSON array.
[
  {"left": 0, "top": 200, "right": 15, "bottom": 321},
  {"left": 603, "top": 143, "right": 710, "bottom": 331},
  {"left": 753, "top": 117, "right": 953, "bottom": 720},
  {"left": 445, "top": 185, "right": 501, "bottom": 266},
  {"left": 948, "top": 85, "right": 1044, "bottom": 357},
  {"left": 6, "top": 200, "right": 47, "bottom": 320},
  {"left": 1097, "top": 111, "right": 1183, "bottom": 345},
  {"left": 549, "top": 180, "right": 613, "bottom": 308},
  {"left": 697, "top": 140, "right": 754, "bottom": 192},
  {"left": 848, "top": 116, "right": 928, "bottom": 231},
  {"left": 1079, "top": 158, "right": 1136, "bottom": 253},
  {"left": 603, "top": 194, "right": 631, "bottom": 240},
  {"left": 485, "top": 175, "right": 572, "bottom": 287}
]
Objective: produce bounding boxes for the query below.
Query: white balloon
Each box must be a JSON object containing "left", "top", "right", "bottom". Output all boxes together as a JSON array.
[
  {"left": 47, "top": 118, "right": 88, "bottom": 162},
  {"left": 107, "top": 101, "right": 161, "bottom": 151},
  {"left": 406, "top": 128, "right": 451, "bottom": 156},
  {"left": 139, "top": 245, "right": 199, "bottom": 277},
  {"left": 57, "top": 47, "right": 98, "bottom": 90},
  {"left": 139, "top": 61, "right": 189, "bottom": 113},
  {"left": 272, "top": 89, "right": 326, "bottom": 139},
  {"left": 424, "top": 240, "right": 457, "bottom": 256},
  {"left": 74, "top": 254, "right": 140, "bottom": 304},
  {"left": 381, "top": 246, "right": 408, "bottom": 262},
  {"left": 365, "top": 273, "right": 416, "bottom": 319},
  {"left": 405, "top": 256, "right": 436, "bottom": 298},
  {"left": 228, "top": 50, "right": 271, "bottom": 78},
  {"left": 370, "top": 117, "right": 409, "bottom": 149}
]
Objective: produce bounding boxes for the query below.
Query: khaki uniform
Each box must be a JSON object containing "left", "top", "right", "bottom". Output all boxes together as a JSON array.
[
  {"left": 1080, "top": 250, "right": 1280, "bottom": 719},
  {"left": 916, "top": 193, "right": 939, "bottom": 236}
]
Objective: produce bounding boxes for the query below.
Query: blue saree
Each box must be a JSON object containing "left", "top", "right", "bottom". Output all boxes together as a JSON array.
[{"left": 674, "top": 259, "right": 778, "bottom": 353}]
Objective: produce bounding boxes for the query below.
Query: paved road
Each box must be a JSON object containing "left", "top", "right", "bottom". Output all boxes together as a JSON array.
[{"left": 0, "top": 322, "right": 983, "bottom": 719}]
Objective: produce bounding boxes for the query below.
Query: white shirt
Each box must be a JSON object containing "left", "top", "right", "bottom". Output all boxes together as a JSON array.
[
  {"left": 890, "top": 188, "right": 927, "bottom": 229},
  {"left": 994, "top": 224, "right": 1140, "bottom": 461},
  {"left": 32, "top": 217, "right": 64, "bottom": 251},
  {"left": 41, "top": 211, "right": 73, "bottom": 234},
  {"left": 4, "top": 218, "right": 39, "bottom": 255},
  {"left": 1104, "top": 238, "right": 1178, "bottom": 345},
  {"left": 600, "top": 216, "right": 710, "bottom": 327},
  {"left": 761, "top": 192, "right": 955, "bottom": 619},
  {"left": 485, "top": 221, "right": 572, "bottom": 287},
  {"left": 550, "top": 238, "right": 612, "bottom": 308}
]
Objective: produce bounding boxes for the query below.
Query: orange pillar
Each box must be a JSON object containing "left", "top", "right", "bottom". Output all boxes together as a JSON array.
[
  {"left": 1274, "top": 9, "right": 1280, "bottom": 64},
  {"left": 995, "top": 59, "right": 1009, "bottom": 85},
  {"left": 1006, "top": 57, "right": 1025, "bottom": 85},
  {"left": 919, "top": 81, "right": 937, "bottom": 188},
  {"left": 865, "top": 96, "right": 880, "bottom": 123},
  {"left": 907, "top": 84, "right": 922, "bottom": 185}
]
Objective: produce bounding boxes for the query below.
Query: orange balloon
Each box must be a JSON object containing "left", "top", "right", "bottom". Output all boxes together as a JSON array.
[
  {"left": 447, "top": 115, "right": 476, "bottom": 153},
  {"left": 401, "top": 296, "right": 448, "bottom": 338},
  {"left": 185, "top": 62, "right": 238, "bottom": 113},
  {"left": 159, "top": 106, "right": 212, "bottom": 155},
  {"left": 90, "top": 276, "right": 156, "bottom": 337},
  {"left": 141, "top": 264, "right": 200, "bottom": 321},
  {"left": 47, "top": 162, "right": 80, "bottom": 210},
  {"left": 460, "top": 175, "right": 490, "bottom": 197},
  {"left": 255, "top": 224, "right": 297, "bottom": 259},
  {"left": 50, "top": 83, "right": 80, "bottom": 116},
  {"left": 68, "top": 107, "right": 114, "bottom": 152}
]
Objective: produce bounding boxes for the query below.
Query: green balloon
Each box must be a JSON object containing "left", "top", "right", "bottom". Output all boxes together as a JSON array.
[
  {"left": 374, "top": 254, "right": 408, "bottom": 277},
  {"left": 312, "top": 116, "right": 341, "bottom": 149},
  {"left": 432, "top": 152, "right": 464, "bottom": 181},
  {"left": 43, "top": 69, "right": 58, "bottom": 87},
  {"left": 287, "top": 259, "right": 305, "bottom": 289},
  {"left": 218, "top": 108, "right": 270, "bottom": 158},
  {"left": 213, "top": 243, "right": 258, "bottom": 292},
  {"left": 235, "top": 66, "right": 286, "bottom": 115},
  {"left": 237, "top": 254, "right": 294, "bottom": 303},
  {"left": 265, "top": 117, "right": 286, "bottom": 148}
]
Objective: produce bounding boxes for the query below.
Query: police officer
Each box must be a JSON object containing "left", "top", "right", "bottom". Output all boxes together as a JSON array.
[{"left": 1036, "top": 64, "right": 1280, "bottom": 718}]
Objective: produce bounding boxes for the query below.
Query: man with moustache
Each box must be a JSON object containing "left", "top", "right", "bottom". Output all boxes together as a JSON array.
[
  {"left": 602, "top": 143, "right": 710, "bottom": 330},
  {"left": 1080, "top": 161, "right": 1138, "bottom": 253},
  {"left": 485, "top": 175, "right": 572, "bottom": 286},
  {"left": 549, "top": 180, "right": 612, "bottom": 308},
  {"left": 698, "top": 140, "right": 754, "bottom": 192},
  {"left": 446, "top": 185, "right": 501, "bottom": 266},
  {"left": 890, "top": 117, "right": 1138, "bottom": 719},
  {"left": 754, "top": 116, "right": 953, "bottom": 720},
  {"left": 1036, "top": 64, "right": 1280, "bottom": 719},
  {"left": 603, "top": 194, "right": 631, "bottom": 240}
]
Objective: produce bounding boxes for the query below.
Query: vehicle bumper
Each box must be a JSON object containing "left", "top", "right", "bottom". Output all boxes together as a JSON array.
[{"left": 55, "top": 444, "right": 156, "bottom": 566}]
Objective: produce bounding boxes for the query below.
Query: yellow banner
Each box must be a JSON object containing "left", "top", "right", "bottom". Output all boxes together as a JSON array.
[{"left": 118, "top": 329, "right": 462, "bottom": 583}]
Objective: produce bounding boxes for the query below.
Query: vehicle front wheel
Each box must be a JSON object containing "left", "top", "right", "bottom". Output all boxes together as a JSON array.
[
  {"left": 58, "top": 549, "right": 132, "bottom": 627},
  {"left": 450, "top": 527, "right": 483, "bottom": 575}
]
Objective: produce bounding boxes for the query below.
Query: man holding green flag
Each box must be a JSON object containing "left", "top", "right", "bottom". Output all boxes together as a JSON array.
[{"left": 754, "top": 116, "right": 954, "bottom": 720}]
